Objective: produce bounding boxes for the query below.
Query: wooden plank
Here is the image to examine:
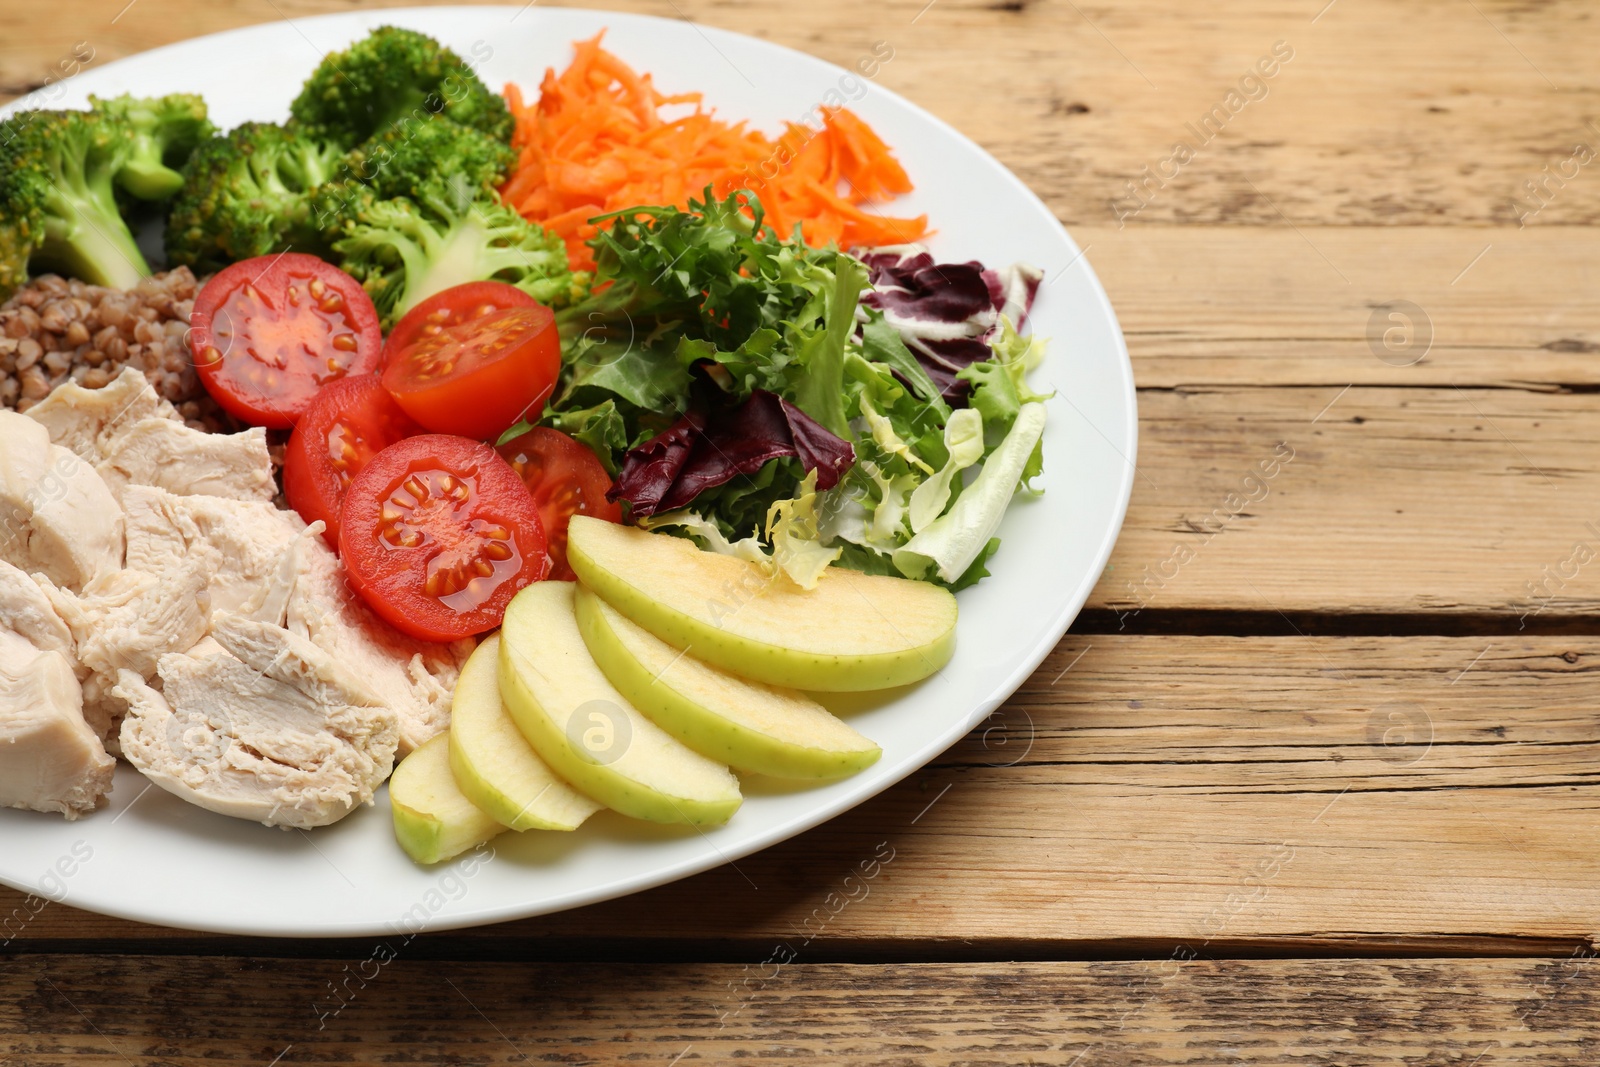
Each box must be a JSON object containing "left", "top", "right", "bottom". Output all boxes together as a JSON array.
[
  {"left": 1090, "top": 384, "right": 1600, "bottom": 618},
  {"left": 3, "top": 955, "right": 1597, "bottom": 1064},
  {"left": 4, "top": 0, "right": 1599, "bottom": 229},
  {"left": 1080, "top": 226, "right": 1600, "bottom": 388},
  {"left": 7, "top": 635, "right": 1600, "bottom": 953}
]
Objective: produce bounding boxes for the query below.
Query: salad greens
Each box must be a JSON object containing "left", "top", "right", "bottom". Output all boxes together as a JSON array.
[{"left": 524, "top": 188, "right": 1050, "bottom": 590}]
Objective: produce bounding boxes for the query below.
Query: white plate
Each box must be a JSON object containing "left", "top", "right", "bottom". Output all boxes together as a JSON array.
[{"left": 0, "top": 6, "right": 1136, "bottom": 937}]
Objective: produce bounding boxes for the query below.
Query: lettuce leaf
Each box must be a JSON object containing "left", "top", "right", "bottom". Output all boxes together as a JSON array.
[
  {"left": 859, "top": 247, "right": 1043, "bottom": 405},
  {"left": 608, "top": 389, "right": 854, "bottom": 520},
  {"left": 859, "top": 312, "right": 948, "bottom": 411},
  {"left": 956, "top": 317, "right": 1053, "bottom": 447},
  {"left": 908, "top": 407, "right": 985, "bottom": 533},
  {"left": 785, "top": 254, "right": 869, "bottom": 437},
  {"left": 892, "top": 402, "right": 1047, "bottom": 582},
  {"left": 644, "top": 472, "right": 840, "bottom": 590},
  {"left": 532, "top": 400, "right": 630, "bottom": 475},
  {"left": 765, "top": 471, "right": 843, "bottom": 589}
]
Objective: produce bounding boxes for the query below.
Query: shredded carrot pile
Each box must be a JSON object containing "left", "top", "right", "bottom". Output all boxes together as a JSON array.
[{"left": 501, "top": 33, "right": 930, "bottom": 271}]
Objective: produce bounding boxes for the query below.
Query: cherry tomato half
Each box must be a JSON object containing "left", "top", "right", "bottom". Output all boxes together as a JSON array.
[
  {"left": 384, "top": 281, "right": 537, "bottom": 357},
  {"left": 498, "top": 428, "right": 622, "bottom": 581},
  {"left": 190, "top": 253, "right": 383, "bottom": 428},
  {"left": 380, "top": 304, "right": 560, "bottom": 440},
  {"left": 339, "top": 435, "right": 549, "bottom": 641},
  {"left": 283, "top": 374, "right": 422, "bottom": 546}
]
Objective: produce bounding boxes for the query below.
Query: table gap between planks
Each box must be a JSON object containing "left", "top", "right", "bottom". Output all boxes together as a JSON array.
[{"left": 4, "top": 0, "right": 1600, "bottom": 1062}]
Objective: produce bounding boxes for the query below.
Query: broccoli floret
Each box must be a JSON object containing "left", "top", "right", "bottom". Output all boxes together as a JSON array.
[
  {"left": 344, "top": 117, "right": 516, "bottom": 203},
  {"left": 307, "top": 119, "right": 515, "bottom": 248},
  {"left": 89, "top": 93, "right": 214, "bottom": 200},
  {"left": 164, "top": 122, "right": 344, "bottom": 272},
  {"left": 0, "top": 167, "right": 43, "bottom": 301},
  {"left": 309, "top": 118, "right": 515, "bottom": 243},
  {"left": 0, "top": 109, "right": 149, "bottom": 298},
  {"left": 327, "top": 176, "right": 584, "bottom": 326},
  {"left": 290, "top": 27, "right": 511, "bottom": 149}
]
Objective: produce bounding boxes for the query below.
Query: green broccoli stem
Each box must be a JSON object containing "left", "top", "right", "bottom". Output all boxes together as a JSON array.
[
  {"left": 38, "top": 201, "right": 149, "bottom": 289},
  {"left": 116, "top": 158, "right": 184, "bottom": 201},
  {"left": 402, "top": 211, "right": 494, "bottom": 312},
  {"left": 399, "top": 211, "right": 567, "bottom": 314}
]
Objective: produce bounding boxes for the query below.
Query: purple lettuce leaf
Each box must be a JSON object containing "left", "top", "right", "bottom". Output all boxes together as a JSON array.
[
  {"left": 858, "top": 246, "right": 1045, "bottom": 405},
  {"left": 609, "top": 389, "right": 855, "bottom": 517}
]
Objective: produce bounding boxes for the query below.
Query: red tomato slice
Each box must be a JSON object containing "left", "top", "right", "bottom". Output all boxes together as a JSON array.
[
  {"left": 283, "top": 374, "right": 422, "bottom": 546},
  {"left": 339, "top": 435, "right": 549, "bottom": 640},
  {"left": 384, "top": 281, "right": 537, "bottom": 357},
  {"left": 498, "top": 428, "right": 622, "bottom": 581},
  {"left": 380, "top": 305, "right": 559, "bottom": 440},
  {"left": 190, "top": 253, "right": 383, "bottom": 429}
]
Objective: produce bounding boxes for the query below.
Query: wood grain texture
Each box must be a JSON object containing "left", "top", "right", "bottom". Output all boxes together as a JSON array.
[
  {"left": 3, "top": 7, "right": 1600, "bottom": 1057},
  {"left": 4, "top": 955, "right": 1599, "bottom": 1065},
  {"left": 1083, "top": 226, "right": 1600, "bottom": 389},
  {"left": 7, "top": 635, "right": 1600, "bottom": 953},
  {"left": 4, "top": 0, "right": 1600, "bottom": 229},
  {"left": 1088, "top": 385, "right": 1600, "bottom": 618}
]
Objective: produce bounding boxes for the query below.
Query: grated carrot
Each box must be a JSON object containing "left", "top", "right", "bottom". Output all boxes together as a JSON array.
[{"left": 502, "top": 33, "right": 929, "bottom": 271}]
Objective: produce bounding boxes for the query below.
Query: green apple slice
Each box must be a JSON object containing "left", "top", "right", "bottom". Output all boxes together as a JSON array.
[
  {"left": 498, "top": 581, "right": 742, "bottom": 826},
  {"left": 390, "top": 734, "right": 505, "bottom": 865},
  {"left": 566, "top": 516, "right": 957, "bottom": 691},
  {"left": 575, "top": 584, "right": 882, "bottom": 779},
  {"left": 448, "top": 633, "right": 602, "bottom": 832}
]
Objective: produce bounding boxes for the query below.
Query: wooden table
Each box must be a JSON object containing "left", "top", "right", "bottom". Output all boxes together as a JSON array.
[{"left": 6, "top": 0, "right": 1600, "bottom": 1061}]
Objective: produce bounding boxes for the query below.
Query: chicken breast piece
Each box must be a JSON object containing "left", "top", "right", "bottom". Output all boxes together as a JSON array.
[
  {"left": 122, "top": 486, "right": 305, "bottom": 616},
  {"left": 25, "top": 367, "right": 178, "bottom": 462},
  {"left": 0, "top": 559, "right": 74, "bottom": 660},
  {"left": 27, "top": 370, "right": 275, "bottom": 504},
  {"left": 0, "top": 634, "right": 112, "bottom": 820},
  {"left": 96, "top": 418, "right": 275, "bottom": 503},
  {"left": 116, "top": 616, "right": 400, "bottom": 830},
  {"left": 268, "top": 528, "right": 473, "bottom": 755},
  {"left": 39, "top": 564, "right": 212, "bottom": 754},
  {"left": 45, "top": 567, "right": 211, "bottom": 686},
  {"left": 0, "top": 411, "right": 123, "bottom": 591}
]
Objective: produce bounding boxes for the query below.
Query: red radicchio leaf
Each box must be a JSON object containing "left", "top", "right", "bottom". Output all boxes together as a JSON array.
[
  {"left": 606, "top": 408, "right": 706, "bottom": 515},
  {"left": 609, "top": 389, "right": 854, "bottom": 517},
  {"left": 858, "top": 247, "right": 1045, "bottom": 405}
]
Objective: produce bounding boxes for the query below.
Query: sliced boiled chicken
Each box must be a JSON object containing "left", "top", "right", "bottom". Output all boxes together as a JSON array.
[
  {"left": 6, "top": 369, "right": 481, "bottom": 827},
  {"left": 41, "top": 563, "right": 212, "bottom": 754},
  {"left": 28, "top": 369, "right": 275, "bottom": 504},
  {"left": 24, "top": 367, "right": 176, "bottom": 461},
  {"left": 261, "top": 524, "right": 473, "bottom": 755},
  {"left": 0, "top": 410, "right": 122, "bottom": 591},
  {"left": 116, "top": 615, "right": 399, "bottom": 829},
  {"left": 96, "top": 418, "right": 275, "bottom": 502},
  {"left": 122, "top": 485, "right": 306, "bottom": 616},
  {"left": 0, "top": 559, "right": 74, "bottom": 660},
  {"left": 0, "top": 631, "right": 112, "bottom": 820}
]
